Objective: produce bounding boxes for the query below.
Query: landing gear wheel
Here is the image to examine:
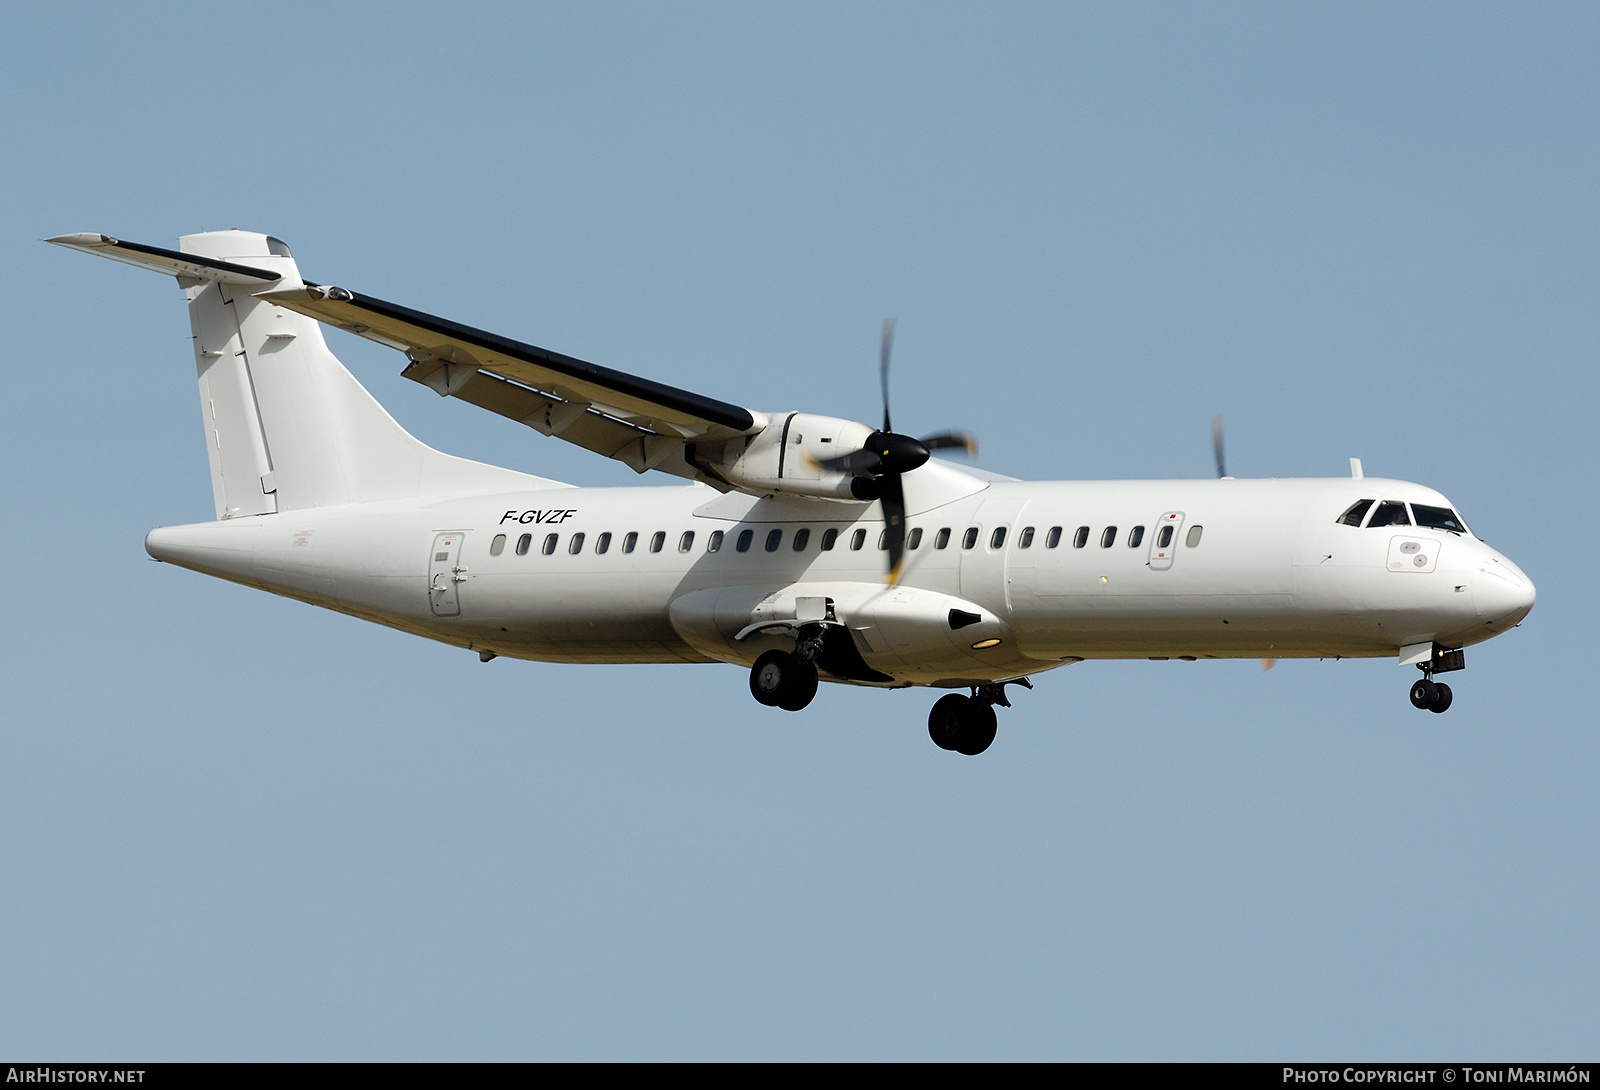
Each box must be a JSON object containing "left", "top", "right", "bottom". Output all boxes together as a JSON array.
[
  {"left": 953, "top": 702, "right": 998, "bottom": 756},
  {"left": 927, "top": 694, "right": 998, "bottom": 755},
  {"left": 1409, "top": 678, "right": 1438, "bottom": 710},
  {"left": 749, "top": 650, "right": 817, "bottom": 711},
  {"left": 1428, "top": 681, "right": 1453, "bottom": 714},
  {"left": 928, "top": 694, "right": 969, "bottom": 750}
]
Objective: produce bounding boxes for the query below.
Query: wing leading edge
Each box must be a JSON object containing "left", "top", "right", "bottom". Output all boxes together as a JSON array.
[{"left": 259, "top": 284, "right": 762, "bottom": 481}]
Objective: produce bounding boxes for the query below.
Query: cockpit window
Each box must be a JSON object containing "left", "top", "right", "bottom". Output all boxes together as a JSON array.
[
  {"left": 1412, "top": 504, "right": 1467, "bottom": 534},
  {"left": 1367, "top": 501, "right": 1411, "bottom": 528},
  {"left": 1338, "top": 499, "right": 1374, "bottom": 526}
]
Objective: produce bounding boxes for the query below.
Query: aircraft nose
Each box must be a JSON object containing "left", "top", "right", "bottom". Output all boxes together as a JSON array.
[{"left": 1473, "top": 553, "right": 1536, "bottom": 628}]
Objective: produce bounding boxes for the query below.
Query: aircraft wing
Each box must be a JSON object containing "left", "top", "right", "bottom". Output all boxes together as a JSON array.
[{"left": 258, "top": 284, "right": 760, "bottom": 479}]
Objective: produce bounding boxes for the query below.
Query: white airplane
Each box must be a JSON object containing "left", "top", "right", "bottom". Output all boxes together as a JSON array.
[{"left": 50, "top": 229, "right": 1536, "bottom": 755}]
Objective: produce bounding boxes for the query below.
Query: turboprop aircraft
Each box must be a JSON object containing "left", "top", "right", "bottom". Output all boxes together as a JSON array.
[{"left": 49, "top": 229, "right": 1536, "bottom": 755}]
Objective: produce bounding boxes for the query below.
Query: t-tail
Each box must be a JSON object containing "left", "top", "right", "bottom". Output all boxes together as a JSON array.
[{"left": 47, "top": 230, "right": 555, "bottom": 519}]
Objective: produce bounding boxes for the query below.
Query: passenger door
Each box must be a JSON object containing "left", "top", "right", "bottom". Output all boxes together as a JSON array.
[
  {"left": 428, "top": 532, "right": 466, "bottom": 617},
  {"left": 1147, "top": 511, "right": 1185, "bottom": 571}
]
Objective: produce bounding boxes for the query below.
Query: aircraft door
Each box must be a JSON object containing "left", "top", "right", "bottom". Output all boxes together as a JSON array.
[
  {"left": 1148, "top": 512, "right": 1184, "bottom": 571},
  {"left": 960, "top": 496, "right": 1031, "bottom": 612},
  {"left": 429, "top": 532, "right": 466, "bottom": 617}
]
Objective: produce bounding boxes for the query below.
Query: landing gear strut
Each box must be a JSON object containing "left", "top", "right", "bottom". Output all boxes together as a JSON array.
[
  {"left": 1408, "top": 647, "right": 1461, "bottom": 714},
  {"left": 927, "top": 678, "right": 1032, "bottom": 755}
]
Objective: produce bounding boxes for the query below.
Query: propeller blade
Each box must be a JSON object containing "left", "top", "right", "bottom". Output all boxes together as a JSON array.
[
  {"left": 880, "top": 471, "right": 907, "bottom": 584},
  {"left": 805, "top": 447, "right": 885, "bottom": 476},
  {"left": 918, "top": 430, "right": 978, "bottom": 458},
  {"left": 1211, "top": 414, "right": 1226, "bottom": 479},
  {"left": 879, "top": 317, "right": 896, "bottom": 434}
]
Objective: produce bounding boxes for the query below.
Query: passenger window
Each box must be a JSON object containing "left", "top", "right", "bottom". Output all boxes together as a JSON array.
[
  {"left": 990, "top": 527, "right": 1007, "bottom": 549},
  {"left": 622, "top": 532, "right": 638, "bottom": 554},
  {"left": 678, "top": 531, "right": 694, "bottom": 553},
  {"left": 878, "top": 529, "right": 889, "bottom": 550},
  {"left": 1046, "top": 526, "right": 1062, "bottom": 549},
  {"left": 1128, "top": 526, "right": 1144, "bottom": 548},
  {"left": 736, "top": 529, "right": 753, "bottom": 552},
  {"left": 1412, "top": 504, "right": 1466, "bottom": 534},
  {"left": 596, "top": 532, "right": 612, "bottom": 554},
  {"left": 707, "top": 530, "right": 723, "bottom": 552},
  {"left": 1019, "top": 527, "right": 1034, "bottom": 548},
  {"left": 765, "top": 529, "right": 783, "bottom": 552},
  {"left": 568, "top": 532, "right": 585, "bottom": 555},
  {"left": 1157, "top": 525, "right": 1174, "bottom": 549},
  {"left": 850, "top": 528, "right": 867, "bottom": 550},
  {"left": 542, "top": 533, "right": 558, "bottom": 556},
  {"left": 935, "top": 528, "right": 951, "bottom": 549},
  {"left": 1073, "top": 526, "right": 1089, "bottom": 548},
  {"left": 962, "top": 527, "right": 979, "bottom": 549},
  {"left": 908, "top": 527, "right": 923, "bottom": 550},
  {"left": 1186, "top": 525, "right": 1203, "bottom": 547},
  {"left": 490, "top": 534, "right": 506, "bottom": 556},
  {"left": 650, "top": 531, "right": 666, "bottom": 553},
  {"left": 793, "top": 528, "right": 810, "bottom": 551},
  {"left": 1367, "top": 501, "right": 1410, "bottom": 528},
  {"left": 1100, "top": 526, "right": 1117, "bottom": 548},
  {"left": 1338, "top": 499, "right": 1375, "bottom": 527},
  {"left": 820, "top": 528, "right": 839, "bottom": 551},
  {"left": 516, "top": 533, "right": 532, "bottom": 556}
]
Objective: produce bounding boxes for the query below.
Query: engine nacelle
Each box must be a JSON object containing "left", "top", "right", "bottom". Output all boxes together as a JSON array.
[{"left": 695, "top": 413, "right": 875, "bottom": 500}]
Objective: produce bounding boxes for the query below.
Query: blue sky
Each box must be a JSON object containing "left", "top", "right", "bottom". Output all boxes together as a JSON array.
[{"left": 2, "top": 2, "right": 1595, "bottom": 1059}]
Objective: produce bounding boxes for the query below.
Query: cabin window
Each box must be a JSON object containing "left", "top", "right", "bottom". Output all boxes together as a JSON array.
[
  {"left": 1019, "top": 526, "right": 1034, "bottom": 548},
  {"left": 990, "top": 526, "right": 1007, "bottom": 549},
  {"left": 1100, "top": 526, "right": 1117, "bottom": 548},
  {"left": 765, "top": 529, "right": 783, "bottom": 552},
  {"left": 1073, "top": 526, "right": 1090, "bottom": 548},
  {"left": 793, "top": 528, "right": 810, "bottom": 551},
  {"left": 851, "top": 528, "right": 867, "bottom": 550},
  {"left": 1046, "top": 526, "right": 1062, "bottom": 548},
  {"left": 935, "top": 527, "right": 951, "bottom": 549},
  {"left": 542, "top": 533, "right": 558, "bottom": 556},
  {"left": 1186, "top": 525, "right": 1203, "bottom": 547},
  {"left": 1128, "top": 526, "right": 1144, "bottom": 548},
  {"left": 678, "top": 531, "right": 695, "bottom": 553},
  {"left": 1157, "top": 525, "right": 1174, "bottom": 549},
  {"left": 568, "top": 532, "right": 585, "bottom": 555},
  {"left": 962, "top": 527, "right": 979, "bottom": 550},
  {"left": 736, "top": 529, "right": 753, "bottom": 552},
  {"left": 707, "top": 530, "right": 723, "bottom": 552},
  {"left": 1412, "top": 504, "right": 1467, "bottom": 534},
  {"left": 1338, "top": 499, "right": 1375, "bottom": 527},
  {"left": 490, "top": 534, "right": 506, "bottom": 556},
  {"left": 623, "top": 531, "right": 638, "bottom": 554},
  {"left": 1368, "top": 501, "right": 1410, "bottom": 528},
  {"left": 516, "top": 533, "right": 532, "bottom": 556},
  {"left": 650, "top": 531, "right": 666, "bottom": 553},
  {"left": 821, "top": 528, "right": 839, "bottom": 551},
  {"left": 908, "top": 527, "right": 923, "bottom": 550},
  {"left": 596, "top": 532, "right": 612, "bottom": 554}
]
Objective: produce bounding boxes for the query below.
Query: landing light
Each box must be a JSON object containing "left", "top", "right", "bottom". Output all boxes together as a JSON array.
[{"left": 971, "top": 638, "right": 1002, "bottom": 650}]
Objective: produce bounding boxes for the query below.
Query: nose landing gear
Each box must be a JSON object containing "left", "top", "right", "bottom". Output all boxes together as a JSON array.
[
  {"left": 1408, "top": 646, "right": 1463, "bottom": 714},
  {"left": 927, "top": 678, "right": 1032, "bottom": 755}
]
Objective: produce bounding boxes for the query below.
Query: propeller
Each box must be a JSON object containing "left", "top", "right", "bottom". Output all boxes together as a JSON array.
[
  {"left": 1211, "top": 414, "right": 1227, "bottom": 479},
  {"left": 811, "top": 319, "right": 978, "bottom": 583}
]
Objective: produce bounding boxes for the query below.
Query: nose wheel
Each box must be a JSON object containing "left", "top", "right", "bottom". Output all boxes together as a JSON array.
[{"left": 1409, "top": 677, "right": 1453, "bottom": 713}]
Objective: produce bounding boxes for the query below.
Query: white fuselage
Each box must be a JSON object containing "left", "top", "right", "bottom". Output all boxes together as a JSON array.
[{"left": 144, "top": 468, "right": 1536, "bottom": 689}]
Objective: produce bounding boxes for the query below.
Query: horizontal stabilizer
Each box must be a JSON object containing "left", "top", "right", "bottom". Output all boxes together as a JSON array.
[{"left": 46, "top": 233, "right": 283, "bottom": 286}]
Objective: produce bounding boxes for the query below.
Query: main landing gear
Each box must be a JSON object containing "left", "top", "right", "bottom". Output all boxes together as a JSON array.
[
  {"left": 927, "top": 678, "right": 1032, "bottom": 756},
  {"left": 749, "top": 648, "right": 819, "bottom": 712}
]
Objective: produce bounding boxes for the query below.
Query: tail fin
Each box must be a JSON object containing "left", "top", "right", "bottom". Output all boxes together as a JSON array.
[{"left": 50, "top": 230, "right": 559, "bottom": 518}]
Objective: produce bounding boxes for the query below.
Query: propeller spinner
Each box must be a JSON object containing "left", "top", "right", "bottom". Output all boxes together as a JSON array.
[{"left": 810, "top": 320, "right": 977, "bottom": 582}]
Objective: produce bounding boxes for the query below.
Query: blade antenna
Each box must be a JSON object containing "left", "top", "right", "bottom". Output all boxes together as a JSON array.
[
  {"left": 880, "top": 318, "right": 896, "bottom": 434},
  {"left": 1211, "top": 414, "right": 1226, "bottom": 479}
]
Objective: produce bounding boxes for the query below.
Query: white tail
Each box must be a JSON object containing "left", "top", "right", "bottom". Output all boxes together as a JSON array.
[{"left": 51, "top": 230, "right": 561, "bottom": 518}]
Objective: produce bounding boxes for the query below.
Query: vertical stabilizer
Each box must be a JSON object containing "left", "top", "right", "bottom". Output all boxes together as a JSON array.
[{"left": 51, "top": 230, "right": 561, "bottom": 518}]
